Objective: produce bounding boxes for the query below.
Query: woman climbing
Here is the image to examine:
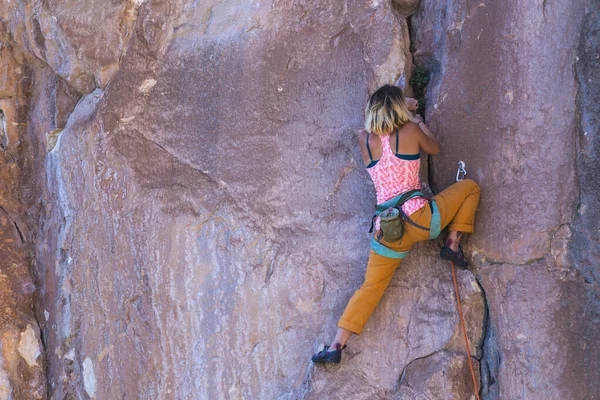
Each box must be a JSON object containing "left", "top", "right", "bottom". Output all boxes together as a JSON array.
[{"left": 312, "top": 84, "right": 481, "bottom": 364}]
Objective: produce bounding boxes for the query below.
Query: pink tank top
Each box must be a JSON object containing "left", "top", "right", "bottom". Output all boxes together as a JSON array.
[{"left": 365, "top": 132, "right": 428, "bottom": 230}]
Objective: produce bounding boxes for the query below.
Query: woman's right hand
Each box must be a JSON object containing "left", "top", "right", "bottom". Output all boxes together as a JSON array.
[{"left": 405, "top": 97, "right": 419, "bottom": 111}]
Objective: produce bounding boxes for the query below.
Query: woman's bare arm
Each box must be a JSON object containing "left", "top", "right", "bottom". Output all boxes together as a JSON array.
[{"left": 413, "top": 115, "right": 440, "bottom": 155}]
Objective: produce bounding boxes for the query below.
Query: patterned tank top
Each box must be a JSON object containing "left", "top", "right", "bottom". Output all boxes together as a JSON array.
[{"left": 365, "top": 131, "right": 428, "bottom": 230}]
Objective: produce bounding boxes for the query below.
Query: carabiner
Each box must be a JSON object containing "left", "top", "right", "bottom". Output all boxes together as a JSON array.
[{"left": 456, "top": 161, "right": 467, "bottom": 182}]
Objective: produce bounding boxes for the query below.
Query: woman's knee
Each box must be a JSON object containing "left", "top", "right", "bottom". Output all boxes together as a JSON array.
[
  {"left": 352, "top": 286, "right": 386, "bottom": 307},
  {"left": 461, "top": 178, "right": 480, "bottom": 194},
  {"left": 358, "top": 274, "right": 395, "bottom": 297}
]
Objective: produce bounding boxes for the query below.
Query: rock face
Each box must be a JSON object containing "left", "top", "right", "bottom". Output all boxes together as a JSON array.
[
  {"left": 0, "top": 0, "right": 597, "bottom": 399},
  {"left": 412, "top": 0, "right": 600, "bottom": 398},
  {"left": 0, "top": 38, "right": 46, "bottom": 399},
  {"left": 6, "top": 0, "right": 482, "bottom": 398},
  {"left": 1, "top": 0, "right": 137, "bottom": 93}
]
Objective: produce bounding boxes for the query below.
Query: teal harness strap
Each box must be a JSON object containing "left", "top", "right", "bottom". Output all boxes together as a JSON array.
[
  {"left": 365, "top": 133, "right": 379, "bottom": 168},
  {"left": 429, "top": 200, "right": 441, "bottom": 239},
  {"left": 371, "top": 237, "right": 410, "bottom": 259}
]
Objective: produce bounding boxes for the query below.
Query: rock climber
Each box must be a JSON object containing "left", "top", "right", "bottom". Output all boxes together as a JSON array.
[{"left": 312, "top": 84, "right": 481, "bottom": 364}]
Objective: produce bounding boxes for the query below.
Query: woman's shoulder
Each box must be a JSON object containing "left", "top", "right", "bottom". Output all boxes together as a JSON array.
[
  {"left": 399, "top": 121, "right": 419, "bottom": 132},
  {"left": 397, "top": 122, "right": 421, "bottom": 139},
  {"left": 358, "top": 130, "right": 371, "bottom": 146}
]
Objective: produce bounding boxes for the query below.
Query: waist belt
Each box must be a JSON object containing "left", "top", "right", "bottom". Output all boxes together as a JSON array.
[{"left": 370, "top": 190, "right": 441, "bottom": 259}]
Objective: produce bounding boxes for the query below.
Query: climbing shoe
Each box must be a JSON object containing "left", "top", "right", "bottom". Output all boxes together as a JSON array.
[
  {"left": 440, "top": 245, "right": 469, "bottom": 269},
  {"left": 311, "top": 344, "right": 346, "bottom": 364}
]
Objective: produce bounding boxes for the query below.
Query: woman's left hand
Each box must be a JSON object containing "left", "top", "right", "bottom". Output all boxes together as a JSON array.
[{"left": 405, "top": 97, "right": 418, "bottom": 111}]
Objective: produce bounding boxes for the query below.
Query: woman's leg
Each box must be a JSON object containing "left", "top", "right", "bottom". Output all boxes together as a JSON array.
[
  {"left": 313, "top": 240, "right": 413, "bottom": 362},
  {"left": 327, "top": 253, "right": 402, "bottom": 350},
  {"left": 327, "top": 327, "right": 353, "bottom": 350},
  {"left": 432, "top": 179, "right": 481, "bottom": 263},
  {"left": 446, "top": 231, "right": 463, "bottom": 251},
  {"left": 401, "top": 180, "right": 480, "bottom": 264},
  {"left": 315, "top": 181, "right": 479, "bottom": 359},
  {"left": 328, "top": 231, "right": 414, "bottom": 350},
  {"left": 336, "top": 250, "right": 405, "bottom": 336},
  {"left": 313, "top": 241, "right": 411, "bottom": 360},
  {"left": 433, "top": 179, "right": 481, "bottom": 234}
]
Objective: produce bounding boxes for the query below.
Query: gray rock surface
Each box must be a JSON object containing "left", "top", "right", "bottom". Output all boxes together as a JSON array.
[{"left": 572, "top": 1, "right": 600, "bottom": 285}]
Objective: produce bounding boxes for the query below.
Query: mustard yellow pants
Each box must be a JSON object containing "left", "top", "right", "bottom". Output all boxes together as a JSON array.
[{"left": 338, "top": 179, "right": 481, "bottom": 335}]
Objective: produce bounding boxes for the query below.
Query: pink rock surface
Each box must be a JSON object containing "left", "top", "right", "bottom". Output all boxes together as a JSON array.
[
  {"left": 0, "top": 38, "right": 46, "bottom": 398},
  {"left": 413, "top": 0, "right": 600, "bottom": 398},
  {"left": 0, "top": 0, "right": 597, "bottom": 399},
  {"left": 7, "top": 0, "right": 482, "bottom": 398}
]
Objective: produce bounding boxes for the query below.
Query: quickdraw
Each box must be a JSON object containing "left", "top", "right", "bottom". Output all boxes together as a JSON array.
[{"left": 456, "top": 161, "right": 467, "bottom": 182}]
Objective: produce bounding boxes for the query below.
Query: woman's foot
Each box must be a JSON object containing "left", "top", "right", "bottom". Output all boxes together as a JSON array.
[
  {"left": 311, "top": 344, "right": 346, "bottom": 364},
  {"left": 440, "top": 244, "right": 469, "bottom": 269}
]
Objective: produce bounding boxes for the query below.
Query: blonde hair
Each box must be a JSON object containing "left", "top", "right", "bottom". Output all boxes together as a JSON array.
[{"left": 364, "top": 85, "right": 416, "bottom": 135}]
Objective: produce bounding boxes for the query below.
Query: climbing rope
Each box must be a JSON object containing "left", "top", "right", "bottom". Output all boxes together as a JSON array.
[
  {"left": 450, "top": 263, "right": 480, "bottom": 400},
  {"left": 450, "top": 160, "right": 480, "bottom": 399}
]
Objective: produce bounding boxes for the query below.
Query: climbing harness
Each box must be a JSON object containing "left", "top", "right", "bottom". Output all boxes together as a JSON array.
[
  {"left": 375, "top": 190, "right": 434, "bottom": 241},
  {"left": 369, "top": 190, "right": 441, "bottom": 259},
  {"left": 451, "top": 159, "right": 480, "bottom": 400},
  {"left": 456, "top": 161, "right": 467, "bottom": 182}
]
